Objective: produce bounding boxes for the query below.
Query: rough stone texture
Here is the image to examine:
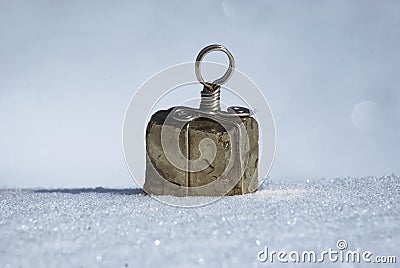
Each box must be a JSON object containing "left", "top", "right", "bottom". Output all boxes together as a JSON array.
[{"left": 144, "top": 107, "right": 258, "bottom": 196}]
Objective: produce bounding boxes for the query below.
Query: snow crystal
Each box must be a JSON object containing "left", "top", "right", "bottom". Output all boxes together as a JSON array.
[{"left": 0, "top": 175, "right": 399, "bottom": 267}]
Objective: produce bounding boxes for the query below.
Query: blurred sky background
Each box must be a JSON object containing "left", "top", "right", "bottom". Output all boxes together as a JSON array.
[{"left": 0, "top": 0, "right": 399, "bottom": 188}]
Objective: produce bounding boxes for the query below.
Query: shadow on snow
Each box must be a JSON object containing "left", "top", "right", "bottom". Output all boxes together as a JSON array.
[{"left": 33, "top": 187, "right": 143, "bottom": 195}]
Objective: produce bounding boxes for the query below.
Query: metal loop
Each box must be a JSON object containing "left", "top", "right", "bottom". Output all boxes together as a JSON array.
[{"left": 195, "top": 44, "right": 235, "bottom": 87}]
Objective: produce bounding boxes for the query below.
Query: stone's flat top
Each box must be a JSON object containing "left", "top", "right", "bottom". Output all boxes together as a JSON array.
[
  {"left": 148, "top": 107, "right": 254, "bottom": 132},
  {"left": 148, "top": 108, "right": 173, "bottom": 125},
  {"left": 1, "top": 176, "right": 399, "bottom": 267}
]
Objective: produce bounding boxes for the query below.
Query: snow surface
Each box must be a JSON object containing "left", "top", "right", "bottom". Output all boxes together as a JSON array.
[{"left": 0, "top": 175, "right": 399, "bottom": 267}]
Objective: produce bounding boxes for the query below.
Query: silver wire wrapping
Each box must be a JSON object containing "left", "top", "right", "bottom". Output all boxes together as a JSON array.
[
  {"left": 199, "top": 83, "right": 221, "bottom": 112},
  {"left": 195, "top": 44, "right": 235, "bottom": 113}
]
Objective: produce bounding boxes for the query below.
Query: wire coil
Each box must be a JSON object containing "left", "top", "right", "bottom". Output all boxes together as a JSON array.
[{"left": 195, "top": 44, "right": 235, "bottom": 112}]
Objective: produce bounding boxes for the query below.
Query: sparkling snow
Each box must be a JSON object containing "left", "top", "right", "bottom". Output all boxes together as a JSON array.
[{"left": 0, "top": 175, "right": 399, "bottom": 267}]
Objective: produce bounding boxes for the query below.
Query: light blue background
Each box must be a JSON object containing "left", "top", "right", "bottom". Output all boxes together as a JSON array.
[{"left": 1, "top": 1, "right": 399, "bottom": 187}]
